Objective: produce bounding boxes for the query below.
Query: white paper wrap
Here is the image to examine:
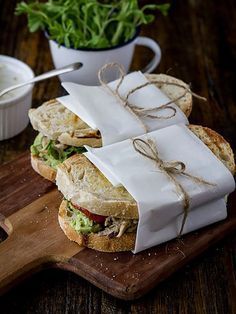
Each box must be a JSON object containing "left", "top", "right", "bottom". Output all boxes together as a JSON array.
[
  {"left": 58, "top": 71, "right": 189, "bottom": 146},
  {"left": 84, "top": 124, "right": 235, "bottom": 253}
]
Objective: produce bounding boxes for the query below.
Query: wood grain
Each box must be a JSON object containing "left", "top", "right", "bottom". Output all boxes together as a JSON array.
[
  {"left": 0, "top": 154, "right": 235, "bottom": 301},
  {"left": 0, "top": 189, "right": 82, "bottom": 294},
  {"left": 0, "top": 0, "right": 235, "bottom": 312}
]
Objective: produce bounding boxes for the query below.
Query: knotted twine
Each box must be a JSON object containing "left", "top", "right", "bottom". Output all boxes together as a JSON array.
[
  {"left": 98, "top": 62, "right": 207, "bottom": 133},
  {"left": 132, "top": 138, "right": 215, "bottom": 236},
  {"left": 98, "top": 62, "right": 210, "bottom": 235}
]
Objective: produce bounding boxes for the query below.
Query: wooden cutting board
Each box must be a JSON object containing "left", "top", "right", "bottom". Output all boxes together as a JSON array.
[{"left": 0, "top": 153, "right": 235, "bottom": 300}]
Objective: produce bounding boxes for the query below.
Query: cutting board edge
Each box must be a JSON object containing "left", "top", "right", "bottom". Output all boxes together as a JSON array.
[{"left": 53, "top": 223, "right": 236, "bottom": 300}]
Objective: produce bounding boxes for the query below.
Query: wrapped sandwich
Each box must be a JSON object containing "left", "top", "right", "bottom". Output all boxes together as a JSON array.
[
  {"left": 29, "top": 73, "right": 192, "bottom": 181},
  {"left": 56, "top": 125, "right": 235, "bottom": 252},
  {"left": 61, "top": 72, "right": 192, "bottom": 146}
]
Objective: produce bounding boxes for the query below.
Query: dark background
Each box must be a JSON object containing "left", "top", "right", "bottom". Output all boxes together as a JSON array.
[{"left": 0, "top": 0, "right": 235, "bottom": 313}]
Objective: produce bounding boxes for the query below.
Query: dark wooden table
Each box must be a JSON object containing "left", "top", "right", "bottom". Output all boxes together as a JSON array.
[{"left": 0, "top": 0, "right": 235, "bottom": 313}]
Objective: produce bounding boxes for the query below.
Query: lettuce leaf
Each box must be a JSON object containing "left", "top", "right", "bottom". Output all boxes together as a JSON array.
[{"left": 30, "top": 133, "right": 86, "bottom": 169}]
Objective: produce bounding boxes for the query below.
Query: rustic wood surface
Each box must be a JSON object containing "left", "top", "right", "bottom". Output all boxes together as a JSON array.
[
  {"left": 0, "top": 0, "right": 235, "bottom": 313},
  {"left": 0, "top": 153, "right": 235, "bottom": 302}
]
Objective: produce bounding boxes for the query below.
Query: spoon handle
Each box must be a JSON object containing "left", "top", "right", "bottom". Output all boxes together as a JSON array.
[{"left": 0, "top": 62, "right": 83, "bottom": 98}]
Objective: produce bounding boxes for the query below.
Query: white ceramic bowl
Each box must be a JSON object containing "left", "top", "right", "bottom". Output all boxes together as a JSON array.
[{"left": 0, "top": 55, "right": 34, "bottom": 140}]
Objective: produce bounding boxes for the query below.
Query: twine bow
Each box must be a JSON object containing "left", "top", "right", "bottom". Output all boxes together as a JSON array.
[
  {"left": 132, "top": 137, "right": 215, "bottom": 235},
  {"left": 98, "top": 62, "right": 207, "bottom": 133}
]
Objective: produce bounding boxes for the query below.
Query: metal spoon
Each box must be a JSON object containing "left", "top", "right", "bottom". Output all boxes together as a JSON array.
[{"left": 0, "top": 62, "right": 83, "bottom": 98}]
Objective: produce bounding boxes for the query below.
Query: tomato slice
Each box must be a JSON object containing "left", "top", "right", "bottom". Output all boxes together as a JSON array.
[{"left": 73, "top": 203, "right": 106, "bottom": 224}]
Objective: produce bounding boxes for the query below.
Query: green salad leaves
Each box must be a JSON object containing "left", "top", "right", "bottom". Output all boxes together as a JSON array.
[
  {"left": 16, "top": 0, "right": 169, "bottom": 49},
  {"left": 31, "top": 133, "right": 86, "bottom": 169}
]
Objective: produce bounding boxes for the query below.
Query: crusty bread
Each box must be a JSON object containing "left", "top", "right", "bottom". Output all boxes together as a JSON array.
[
  {"left": 31, "top": 155, "right": 56, "bottom": 182},
  {"left": 189, "top": 125, "right": 235, "bottom": 174},
  {"left": 29, "top": 99, "right": 101, "bottom": 147},
  {"left": 145, "top": 73, "right": 192, "bottom": 117},
  {"left": 56, "top": 125, "right": 235, "bottom": 219},
  {"left": 56, "top": 154, "right": 137, "bottom": 219},
  {"left": 58, "top": 200, "right": 135, "bottom": 252}
]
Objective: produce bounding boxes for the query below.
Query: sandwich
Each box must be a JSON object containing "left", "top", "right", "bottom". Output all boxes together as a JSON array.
[
  {"left": 29, "top": 99, "right": 102, "bottom": 182},
  {"left": 29, "top": 74, "right": 193, "bottom": 182},
  {"left": 56, "top": 125, "right": 235, "bottom": 252}
]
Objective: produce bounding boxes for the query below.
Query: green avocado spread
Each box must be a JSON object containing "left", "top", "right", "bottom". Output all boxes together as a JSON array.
[
  {"left": 67, "top": 202, "right": 102, "bottom": 234},
  {"left": 30, "top": 133, "right": 86, "bottom": 169}
]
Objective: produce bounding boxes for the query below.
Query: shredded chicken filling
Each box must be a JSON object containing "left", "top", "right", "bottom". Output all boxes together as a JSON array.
[
  {"left": 98, "top": 216, "right": 138, "bottom": 238},
  {"left": 67, "top": 202, "right": 138, "bottom": 237}
]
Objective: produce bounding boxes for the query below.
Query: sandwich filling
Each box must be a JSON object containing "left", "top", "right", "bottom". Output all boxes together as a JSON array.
[
  {"left": 31, "top": 133, "right": 86, "bottom": 169},
  {"left": 67, "top": 201, "right": 138, "bottom": 238}
]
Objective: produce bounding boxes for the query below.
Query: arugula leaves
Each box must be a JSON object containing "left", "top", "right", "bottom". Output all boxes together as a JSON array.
[{"left": 16, "top": 0, "right": 170, "bottom": 49}]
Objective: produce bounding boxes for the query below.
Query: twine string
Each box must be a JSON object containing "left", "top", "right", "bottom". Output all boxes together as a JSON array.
[
  {"left": 98, "top": 62, "right": 211, "bottom": 235},
  {"left": 98, "top": 62, "right": 207, "bottom": 132},
  {"left": 132, "top": 137, "right": 215, "bottom": 236},
  {"left": 98, "top": 63, "right": 148, "bottom": 131}
]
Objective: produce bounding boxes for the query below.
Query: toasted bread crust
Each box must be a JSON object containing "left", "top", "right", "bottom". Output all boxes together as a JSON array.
[
  {"left": 189, "top": 125, "right": 235, "bottom": 174},
  {"left": 56, "top": 125, "right": 235, "bottom": 219},
  {"left": 145, "top": 73, "right": 192, "bottom": 117},
  {"left": 31, "top": 155, "right": 56, "bottom": 182},
  {"left": 58, "top": 200, "right": 136, "bottom": 252}
]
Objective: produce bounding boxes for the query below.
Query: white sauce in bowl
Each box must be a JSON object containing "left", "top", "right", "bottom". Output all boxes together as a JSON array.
[
  {"left": 0, "top": 59, "right": 33, "bottom": 101},
  {"left": 0, "top": 55, "right": 34, "bottom": 140}
]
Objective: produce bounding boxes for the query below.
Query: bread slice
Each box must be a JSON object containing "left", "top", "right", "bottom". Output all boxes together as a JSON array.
[
  {"left": 56, "top": 125, "right": 235, "bottom": 220},
  {"left": 29, "top": 99, "right": 102, "bottom": 147},
  {"left": 56, "top": 154, "right": 137, "bottom": 219},
  {"left": 145, "top": 73, "right": 192, "bottom": 117},
  {"left": 31, "top": 155, "right": 56, "bottom": 182},
  {"left": 188, "top": 125, "right": 235, "bottom": 174},
  {"left": 58, "top": 200, "right": 135, "bottom": 252}
]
